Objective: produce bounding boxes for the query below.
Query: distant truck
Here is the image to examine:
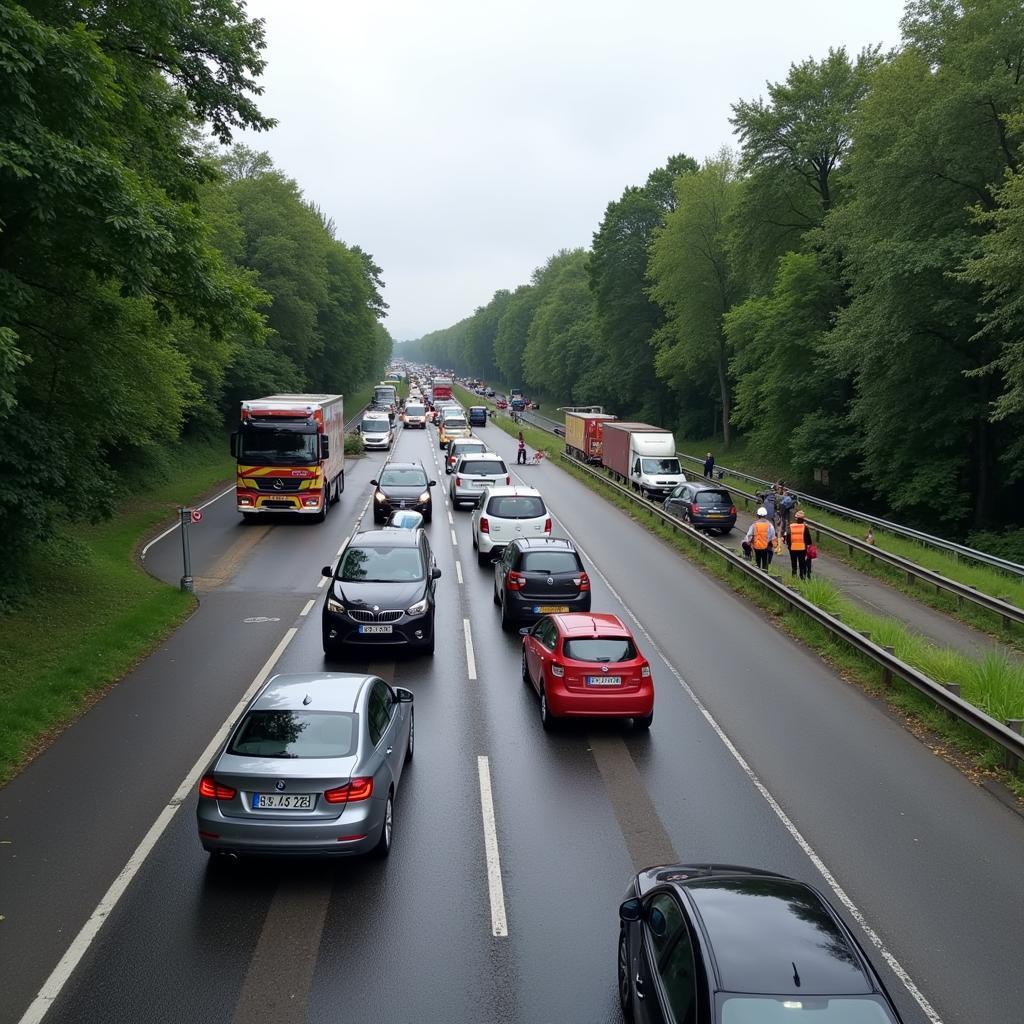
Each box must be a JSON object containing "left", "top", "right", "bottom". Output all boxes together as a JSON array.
[
  {"left": 431, "top": 376, "right": 453, "bottom": 402},
  {"left": 509, "top": 387, "right": 526, "bottom": 412},
  {"left": 373, "top": 382, "right": 399, "bottom": 422},
  {"left": 601, "top": 422, "right": 686, "bottom": 500},
  {"left": 231, "top": 394, "right": 345, "bottom": 521},
  {"left": 564, "top": 408, "right": 617, "bottom": 464}
]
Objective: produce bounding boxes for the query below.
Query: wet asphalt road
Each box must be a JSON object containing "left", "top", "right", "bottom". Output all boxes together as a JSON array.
[{"left": 2, "top": 421, "right": 1024, "bottom": 1024}]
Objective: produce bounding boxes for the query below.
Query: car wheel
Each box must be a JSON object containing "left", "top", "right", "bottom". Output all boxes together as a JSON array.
[
  {"left": 500, "top": 594, "right": 513, "bottom": 632},
  {"left": 405, "top": 712, "right": 414, "bottom": 762},
  {"left": 521, "top": 648, "right": 531, "bottom": 685},
  {"left": 719, "top": 526, "right": 733, "bottom": 535},
  {"left": 634, "top": 712, "right": 654, "bottom": 730},
  {"left": 478, "top": 547, "right": 491, "bottom": 567},
  {"left": 493, "top": 582, "right": 500, "bottom": 606},
  {"left": 640, "top": 487, "right": 650, "bottom": 501},
  {"left": 424, "top": 619, "right": 435, "bottom": 655},
  {"left": 618, "top": 928, "right": 634, "bottom": 1021},
  {"left": 372, "top": 792, "right": 393, "bottom": 859},
  {"left": 241, "top": 511, "right": 258, "bottom": 523},
  {"left": 540, "top": 684, "right": 556, "bottom": 731},
  {"left": 322, "top": 630, "right": 341, "bottom": 659},
  {"left": 472, "top": 530, "right": 477, "bottom": 549}
]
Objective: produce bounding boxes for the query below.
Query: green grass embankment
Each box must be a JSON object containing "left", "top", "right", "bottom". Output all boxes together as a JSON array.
[{"left": 0, "top": 438, "right": 234, "bottom": 784}]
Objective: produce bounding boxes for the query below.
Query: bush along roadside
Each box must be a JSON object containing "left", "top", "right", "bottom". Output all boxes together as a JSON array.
[{"left": 483, "top": 405, "right": 1024, "bottom": 801}]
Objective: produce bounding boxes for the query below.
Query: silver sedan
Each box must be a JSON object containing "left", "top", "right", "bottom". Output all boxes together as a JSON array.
[{"left": 196, "top": 673, "right": 413, "bottom": 859}]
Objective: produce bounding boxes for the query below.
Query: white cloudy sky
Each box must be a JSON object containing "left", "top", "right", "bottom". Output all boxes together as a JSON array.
[{"left": 240, "top": 0, "right": 904, "bottom": 339}]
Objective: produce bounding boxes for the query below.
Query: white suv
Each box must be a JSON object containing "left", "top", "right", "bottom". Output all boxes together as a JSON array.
[
  {"left": 471, "top": 485, "right": 551, "bottom": 565},
  {"left": 450, "top": 452, "right": 510, "bottom": 508}
]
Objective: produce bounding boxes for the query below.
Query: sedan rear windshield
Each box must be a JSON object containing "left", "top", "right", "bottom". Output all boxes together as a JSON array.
[
  {"left": 487, "top": 495, "right": 545, "bottom": 519},
  {"left": 230, "top": 711, "right": 357, "bottom": 758},
  {"left": 519, "top": 551, "right": 581, "bottom": 573},
  {"left": 460, "top": 459, "right": 507, "bottom": 475},
  {"left": 695, "top": 490, "right": 732, "bottom": 505},
  {"left": 339, "top": 545, "right": 424, "bottom": 582},
  {"left": 563, "top": 637, "right": 637, "bottom": 662},
  {"left": 379, "top": 468, "right": 428, "bottom": 487},
  {"left": 720, "top": 996, "right": 897, "bottom": 1023}
]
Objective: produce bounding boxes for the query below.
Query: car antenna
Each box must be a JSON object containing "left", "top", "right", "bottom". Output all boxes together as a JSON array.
[{"left": 792, "top": 962, "right": 801, "bottom": 987}]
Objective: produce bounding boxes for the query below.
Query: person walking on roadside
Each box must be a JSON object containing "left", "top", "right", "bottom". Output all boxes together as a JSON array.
[
  {"left": 703, "top": 451, "right": 715, "bottom": 479},
  {"left": 779, "top": 487, "right": 795, "bottom": 532},
  {"left": 785, "top": 510, "right": 812, "bottom": 580},
  {"left": 745, "top": 507, "right": 776, "bottom": 571},
  {"left": 516, "top": 432, "right": 527, "bottom": 465},
  {"left": 760, "top": 485, "right": 777, "bottom": 528}
]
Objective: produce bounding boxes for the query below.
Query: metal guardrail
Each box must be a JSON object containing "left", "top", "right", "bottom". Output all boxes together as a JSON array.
[
  {"left": 559, "top": 452, "right": 1024, "bottom": 770},
  {"left": 675, "top": 451, "right": 1024, "bottom": 579}
]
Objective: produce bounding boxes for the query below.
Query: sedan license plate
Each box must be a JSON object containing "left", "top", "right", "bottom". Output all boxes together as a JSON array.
[
  {"left": 586, "top": 675, "right": 622, "bottom": 687},
  {"left": 359, "top": 624, "right": 393, "bottom": 634},
  {"left": 533, "top": 605, "right": 570, "bottom": 613},
  {"left": 707, "top": 513, "right": 725, "bottom": 518},
  {"left": 252, "top": 793, "right": 314, "bottom": 810}
]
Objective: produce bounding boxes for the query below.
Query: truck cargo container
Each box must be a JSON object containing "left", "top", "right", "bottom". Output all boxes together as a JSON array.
[
  {"left": 231, "top": 394, "right": 345, "bottom": 522},
  {"left": 564, "top": 409, "right": 617, "bottom": 463},
  {"left": 431, "top": 376, "right": 453, "bottom": 402},
  {"left": 601, "top": 422, "right": 686, "bottom": 500}
]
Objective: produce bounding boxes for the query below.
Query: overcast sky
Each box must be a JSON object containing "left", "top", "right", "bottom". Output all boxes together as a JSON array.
[{"left": 240, "top": 0, "right": 904, "bottom": 340}]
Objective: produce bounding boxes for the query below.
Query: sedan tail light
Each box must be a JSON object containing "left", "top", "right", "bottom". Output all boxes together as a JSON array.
[
  {"left": 455, "top": 476, "right": 462, "bottom": 486},
  {"left": 324, "top": 777, "right": 374, "bottom": 804},
  {"left": 480, "top": 516, "right": 490, "bottom": 533},
  {"left": 690, "top": 502, "right": 700, "bottom": 516},
  {"left": 549, "top": 664, "right": 564, "bottom": 677},
  {"left": 641, "top": 664, "right": 652, "bottom": 678},
  {"left": 544, "top": 517, "right": 552, "bottom": 533},
  {"left": 198, "top": 776, "right": 237, "bottom": 800},
  {"left": 506, "top": 571, "right": 526, "bottom": 590},
  {"left": 730, "top": 505, "right": 737, "bottom": 516},
  {"left": 578, "top": 571, "right": 591, "bottom": 592},
  {"left": 505, "top": 475, "right": 511, "bottom": 484}
]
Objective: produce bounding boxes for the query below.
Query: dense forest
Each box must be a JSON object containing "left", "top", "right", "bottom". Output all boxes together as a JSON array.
[
  {"left": 401, "top": 0, "right": 1024, "bottom": 541},
  {"left": 0, "top": 2, "right": 391, "bottom": 596}
]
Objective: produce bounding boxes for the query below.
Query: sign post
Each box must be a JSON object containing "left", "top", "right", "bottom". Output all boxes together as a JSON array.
[{"left": 179, "top": 507, "right": 197, "bottom": 593}]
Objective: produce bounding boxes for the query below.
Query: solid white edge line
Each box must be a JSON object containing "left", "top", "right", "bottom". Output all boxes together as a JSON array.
[
  {"left": 140, "top": 484, "right": 235, "bottom": 559},
  {"left": 533, "top": 491, "right": 943, "bottom": 1024},
  {"left": 300, "top": 599, "right": 316, "bottom": 617},
  {"left": 477, "top": 756, "right": 508, "bottom": 938},
  {"left": 463, "top": 617, "right": 477, "bottom": 680},
  {"left": 18, "top": 626, "right": 300, "bottom": 1024},
  {"left": 455, "top": 560, "right": 464, "bottom": 585},
  {"left": 451, "top": 528, "right": 458, "bottom": 547}
]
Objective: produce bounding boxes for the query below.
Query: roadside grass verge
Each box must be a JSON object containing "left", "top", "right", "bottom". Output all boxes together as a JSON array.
[
  {"left": 0, "top": 437, "right": 233, "bottom": 784},
  {"left": 491, "top": 415, "right": 1024, "bottom": 798}
]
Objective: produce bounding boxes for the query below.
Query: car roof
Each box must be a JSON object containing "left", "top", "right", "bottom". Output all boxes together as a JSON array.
[
  {"left": 670, "top": 869, "right": 874, "bottom": 996},
  {"left": 482, "top": 484, "right": 541, "bottom": 497},
  {"left": 512, "top": 537, "right": 575, "bottom": 550},
  {"left": 552, "top": 613, "right": 626, "bottom": 636},
  {"left": 458, "top": 451, "right": 505, "bottom": 461},
  {"left": 451, "top": 437, "right": 486, "bottom": 447},
  {"left": 348, "top": 528, "right": 421, "bottom": 548},
  {"left": 380, "top": 461, "right": 427, "bottom": 472},
  {"left": 255, "top": 672, "right": 374, "bottom": 713},
  {"left": 363, "top": 410, "right": 389, "bottom": 420},
  {"left": 470, "top": 405, "right": 486, "bottom": 411}
]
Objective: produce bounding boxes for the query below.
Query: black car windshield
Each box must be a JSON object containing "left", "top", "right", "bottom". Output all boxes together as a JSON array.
[
  {"left": 229, "top": 711, "right": 357, "bottom": 758},
  {"left": 563, "top": 638, "right": 637, "bottom": 662},
  {"left": 520, "top": 551, "right": 581, "bottom": 573},
  {"left": 460, "top": 459, "right": 507, "bottom": 475},
  {"left": 640, "top": 458, "right": 681, "bottom": 474},
  {"left": 361, "top": 418, "right": 389, "bottom": 434},
  {"left": 240, "top": 429, "right": 317, "bottom": 464},
  {"left": 379, "top": 468, "right": 428, "bottom": 487},
  {"left": 487, "top": 495, "right": 545, "bottom": 519},
  {"left": 696, "top": 490, "right": 732, "bottom": 505},
  {"left": 339, "top": 545, "right": 424, "bottom": 582},
  {"left": 719, "top": 996, "right": 897, "bottom": 1023}
]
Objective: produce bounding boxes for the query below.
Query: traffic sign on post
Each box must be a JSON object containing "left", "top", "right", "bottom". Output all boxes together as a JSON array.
[{"left": 190, "top": 508, "right": 203, "bottom": 524}]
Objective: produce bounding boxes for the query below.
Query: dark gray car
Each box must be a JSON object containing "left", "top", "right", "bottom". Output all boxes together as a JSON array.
[{"left": 197, "top": 673, "right": 413, "bottom": 859}]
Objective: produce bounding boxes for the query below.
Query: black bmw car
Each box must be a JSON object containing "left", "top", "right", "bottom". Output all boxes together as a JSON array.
[
  {"left": 322, "top": 529, "right": 441, "bottom": 656},
  {"left": 371, "top": 462, "right": 436, "bottom": 523},
  {"left": 618, "top": 864, "right": 904, "bottom": 1023}
]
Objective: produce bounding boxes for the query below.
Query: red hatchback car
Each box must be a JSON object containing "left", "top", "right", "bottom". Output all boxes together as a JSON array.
[{"left": 520, "top": 613, "right": 654, "bottom": 730}]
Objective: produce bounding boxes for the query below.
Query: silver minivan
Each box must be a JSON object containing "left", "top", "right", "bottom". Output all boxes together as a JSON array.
[{"left": 450, "top": 453, "right": 510, "bottom": 508}]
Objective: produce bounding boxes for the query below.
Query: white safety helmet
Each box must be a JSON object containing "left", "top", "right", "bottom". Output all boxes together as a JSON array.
[{"left": 756, "top": 506, "right": 768, "bottom": 517}]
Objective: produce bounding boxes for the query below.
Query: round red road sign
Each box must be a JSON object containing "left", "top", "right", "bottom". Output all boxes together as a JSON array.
[{"left": 190, "top": 508, "right": 203, "bottom": 524}]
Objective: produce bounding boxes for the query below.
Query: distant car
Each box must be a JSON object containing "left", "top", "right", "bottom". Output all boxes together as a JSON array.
[
  {"left": 468, "top": 406, "right": 488, "bottom": 427},
  {"left": 485, "top": 388, "right": 495, "bottom": 397},
  {"left": 438, "top": 413, "right": 471, "bottom": 449},
  {"left": 450, "top": 452, "right": 510, "bottom": 508},
  {"left": 371, "top": 462, "right": 436, "bottom": 523},
  {"left": 493, "top": 537, "right": 590, "bottom": 631},
  {"left": 402, "top": 402, "right": 428, "bottom": 428},
  {"left": 521, "top": 613, "right": 653, "bottom": 730},
  {"left": 446, "top": 437, "right": 488, "bottom": 474},
  {"left": 471, "top": 485, "right": 550, "bottom": 565},
  {"left": 359, "top": 412, "right": 392, "bottom": 450},
  {"left": 196, "top": 672, "right": 413, "bottom": 859},
  {"left": 496, "top": 397, "right": 508, "bottom": 410},
  {"left": 617, "top": 864, "right": 905, "bottom": 1024},
  {"left": 664, "top": 482, "right": 737, "bottom": 534},
  {"left": 322, "top": 528, "right": 441, "bottom": 655}
]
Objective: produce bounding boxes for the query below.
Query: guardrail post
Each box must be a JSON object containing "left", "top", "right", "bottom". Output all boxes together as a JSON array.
[
  {"left": 943, "top": 683, "right": 961, "bottom": 721},
  {"left": 881, "top": 646, "right": 894, "bottom": 688},
  {"left": 1005, "top": 719, "right": 1023, "bottom": 774}
]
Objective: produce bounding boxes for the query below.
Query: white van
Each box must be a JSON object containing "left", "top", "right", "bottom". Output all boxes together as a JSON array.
[{"left": 360, "top": 412, "right": 393, "bottom": 450}]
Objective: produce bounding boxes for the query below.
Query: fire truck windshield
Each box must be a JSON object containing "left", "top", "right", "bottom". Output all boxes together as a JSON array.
[{"left": 239, "top": 428, "right": 318, "bottom": 464}]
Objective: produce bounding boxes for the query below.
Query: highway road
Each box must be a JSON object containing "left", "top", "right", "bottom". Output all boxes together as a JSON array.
[{"left": 2, "top": 418, "right": 1023, "bottom": 1024}]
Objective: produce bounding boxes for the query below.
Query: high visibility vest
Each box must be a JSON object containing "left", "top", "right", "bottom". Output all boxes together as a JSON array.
[
  {"left": 789, "top": 522, "right": 808, "bottom": 551},
  {"left": 752, "top": 520, "right": 771, "bottom": 550}
]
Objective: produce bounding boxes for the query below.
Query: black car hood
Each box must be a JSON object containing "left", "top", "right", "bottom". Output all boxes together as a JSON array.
[
  {"left": 333, "top": 579, "right": 426, "bottom": 609},
  {"left": 377, "top": 484, "right": 429, "bottom": 500}
]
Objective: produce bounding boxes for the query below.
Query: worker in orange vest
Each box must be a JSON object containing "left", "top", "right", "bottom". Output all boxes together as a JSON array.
[
  {"left": 744, "top": 506, "right": 776, "bottom": 571},
  {"left": 785, "top": 509, "right": 812, "bottom": 579}
]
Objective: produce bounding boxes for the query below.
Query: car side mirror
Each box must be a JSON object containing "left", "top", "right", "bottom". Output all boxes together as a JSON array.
[
  {"left": 321, "top": 565, "right": 333, "bottom": 578},
  {"left": 518, "top": 627, "right": 531, "bottom": 636},
  {"left": 230, "top": 432, "right": 239, "bottom": 457},
  {"left": 354, "top": 425, "right": 361, "bottom": 433},
  {"left": 491, "top": 554, "right": 502, "bottom": 564},
  {"left": 394, "top": 687, "right": 414, "bottom": 703},
  {"left": 370, "top": 479, "right": 378, "bottom": 486},
  {"left": 619, "top": 898, "right": 643, "bottom": 923},
  {"left": 429, "top": 480, "right": 436, "bottom": 487},
  {"left": 432, "top": 567, "right": 442, "bottom": 579}
]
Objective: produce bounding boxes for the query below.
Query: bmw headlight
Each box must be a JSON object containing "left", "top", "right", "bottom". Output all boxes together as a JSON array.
[
  {"left": 327, "top": 597, "right": 345, "bottom": 614},
  {"left": 374, "top": 491, "right": 387, "bottom": 503},
  {"left": 406, "top": 597, "right": 429, "bottom": 615},
  {"left": 418, "top": 491, "right": 431, "bottom": 503}
]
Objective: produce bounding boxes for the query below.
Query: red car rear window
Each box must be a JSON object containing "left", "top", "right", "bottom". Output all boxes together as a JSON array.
[{"left": 563, "top": 638, "right": 637, "bottom": 662}]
